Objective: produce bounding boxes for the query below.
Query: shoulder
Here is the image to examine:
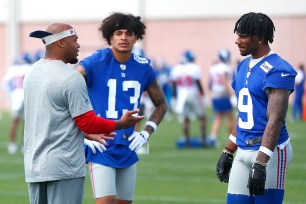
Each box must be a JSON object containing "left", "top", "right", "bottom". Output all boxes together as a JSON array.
[
  {"left": 132, "top": 53, "right": 151, "bottom": 65},
  {"left": 236, "top": 57, "right": 250, "bottom": 72},
  {"left": 265, "top": 54, "right": 296, "bottom": 75},
  {"left": 187, "top": 63, "right": 201, "bottom": 73},
  {"left": 81, "top": 48, "right": 111, "bottom": 66}
]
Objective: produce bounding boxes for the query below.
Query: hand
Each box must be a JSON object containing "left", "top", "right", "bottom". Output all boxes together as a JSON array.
[
  {"left": 84, "top": 138, "right": 106, "bottom": 154},
  {"left": 216, "top": 151, "right": 233, "bottom": 183},
  {"left": 128, "top": 131, "right": 149, "bottom": 152},
  {"left": 248, "top": 162, "right": 266, "bottom": 196},
  {"left": 84, "top": 132, "right": 116, "bottom": 141},
  {"left": 116, "top": 109, "right": 144, "bottom": 130}
]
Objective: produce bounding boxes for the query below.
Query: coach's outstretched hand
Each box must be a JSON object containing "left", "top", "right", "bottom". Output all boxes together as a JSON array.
[
  {"left": 216, "top": 150, "right": 233, "bottom": 183},
  {"left": 248, "top": 162, "right": 266, "bottom": 196},
  {"left": 115, "top": 109, "right": 144, "bottom": 130}
]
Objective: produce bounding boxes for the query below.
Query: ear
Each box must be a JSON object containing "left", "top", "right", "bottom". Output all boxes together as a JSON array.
[
  {"left": 258, "top": 37, "right": 265, "bottom": 44},
  {"left": 110, "top": 36, "right": 114, "bottom": 45},
  {"left": 57, "top": 39, "right": 65, "bottom": 48}
]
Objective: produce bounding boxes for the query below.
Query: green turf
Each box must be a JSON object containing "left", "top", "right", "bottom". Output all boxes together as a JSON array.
[{"left": 0, "top": 109, "right": 305, "bottom": 204}]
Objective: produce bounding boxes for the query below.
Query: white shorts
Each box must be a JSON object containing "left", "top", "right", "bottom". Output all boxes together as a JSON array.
[
  {"left": 10, "top": 89, "right": 24, "bottom": 118},
  {"left": 89, "top": 162, "right": 137, "bottom": 201},
  {"left": 181, "top": 94, "right": 205, "bottom": 118},
  {"left": 228, "top": 143, "right": 292, "bottom": 195}
]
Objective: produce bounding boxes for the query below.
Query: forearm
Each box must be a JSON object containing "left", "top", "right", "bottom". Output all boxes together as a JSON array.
[
  {"left": 196, "top": 79, "right": 204, "bottom": 96},
  {"left": 74, "top": 111, "right": 115, "bottom": 134},
  {"left": 225, "top": 118, "right": 238, "bottom": 153},
  {"left": 145, "top": 79, "right": 168, "bottom": 135},
  {"left": 257, "top": 88, "right": 289, "bottom": 163},
  {"left": 145, "top": 103, "right": 167, "bottom": 134}
]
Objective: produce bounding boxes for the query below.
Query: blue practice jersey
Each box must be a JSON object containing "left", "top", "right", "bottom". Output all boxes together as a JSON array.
[
  {"left": 232, "top": 53, "right": 297, "bottom": 150},
  {"left": 80, "top": 48, "right": 156, "bottom": 168}
]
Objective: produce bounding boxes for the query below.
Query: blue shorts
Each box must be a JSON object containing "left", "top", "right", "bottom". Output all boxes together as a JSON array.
[{"left": 212, "top": 97, "right": 232, "bottom": 113}]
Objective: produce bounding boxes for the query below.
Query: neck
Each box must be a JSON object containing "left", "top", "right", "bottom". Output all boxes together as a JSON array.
[
  {"left": 44, "top": 57, "right": 59, "bottom": 60},
  {"left": 251, "top": 46, "right": 271, "bottom": 59},
  {"left": 112, "top": 49, "right": 131, "bottom": 63},
  {"left": 45, "top": 50, "right": 64, "bottom": 62}
]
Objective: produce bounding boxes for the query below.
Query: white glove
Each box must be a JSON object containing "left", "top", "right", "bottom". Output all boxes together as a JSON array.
[
  {"left": 84, "top": 138, "right": 106, "bottom": 154},
  {"left": 128, "top": 130, "right": 149, "bottom": 152}
]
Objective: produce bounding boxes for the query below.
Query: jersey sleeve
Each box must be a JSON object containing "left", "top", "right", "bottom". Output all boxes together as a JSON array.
[
  {"left": 62, "top": 72, "right": 93, "bottom": 118},
  {"left": 142, "top": 64, "right": 157, "bottom": 91},
  {"left": 263, "top": 67, "right": 297, "bottom": 92},
  {"left": 79, "top": 49, "right": 109, "bottom": 87},
  {"left": 193, "top": 65, "right": 202, "bottom": 80}
]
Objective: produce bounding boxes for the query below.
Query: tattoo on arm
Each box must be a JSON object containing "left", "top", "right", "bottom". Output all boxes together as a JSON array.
[
  {"left": 145, "top": 79, "right": 168, "bottom": 133},
  {"left": 258, "top": 88, "right": 290, "bottom": 162}
]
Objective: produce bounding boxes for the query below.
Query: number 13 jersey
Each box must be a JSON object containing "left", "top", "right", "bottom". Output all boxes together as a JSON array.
[{"left": 80, "top": 48, "right": 156, "bottom": 168}]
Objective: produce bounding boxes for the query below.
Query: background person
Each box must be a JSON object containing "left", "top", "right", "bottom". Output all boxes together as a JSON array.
[
  {"left": 291, "top": 63, "right": 305, "bottom": 121},
  {"left": 207, "top": 49, "right": 234, "bottom": 147},
  {"left": 1, "top": 53, "right": 33, "bottom": 154},
  {"left": 170, "top": 50, "right": 207, "bottom": 147}
]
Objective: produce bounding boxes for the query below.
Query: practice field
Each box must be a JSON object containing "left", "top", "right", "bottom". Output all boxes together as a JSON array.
[{"left": 0, "top": 109, "right": 305, "bottom": 204}]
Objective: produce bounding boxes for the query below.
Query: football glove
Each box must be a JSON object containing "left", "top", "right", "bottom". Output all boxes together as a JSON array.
[
  {"left": 128, "top": 130, "right": 149, "bottom": 152},
  {"left": 248, "top": 162, "right": 266, "bottom": 196},
  {"left": 216, "top": 150, "right": 233, "bottom": 183},
  {"left": 84, "top": 138, "right": 106, "bottom": 154}
]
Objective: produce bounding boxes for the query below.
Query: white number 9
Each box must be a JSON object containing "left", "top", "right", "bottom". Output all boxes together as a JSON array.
[{"left": 237, "top": 88, "right": 254, "bottom": 129}]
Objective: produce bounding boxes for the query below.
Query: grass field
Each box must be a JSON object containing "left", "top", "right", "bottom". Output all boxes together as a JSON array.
[{"left": 0, "top": 109, "right": 305, "bottom": 204}]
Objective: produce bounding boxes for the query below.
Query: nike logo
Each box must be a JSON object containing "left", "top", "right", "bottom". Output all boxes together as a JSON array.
[{"left": 281, "top": 73, "right": 290, "bottom": 77}]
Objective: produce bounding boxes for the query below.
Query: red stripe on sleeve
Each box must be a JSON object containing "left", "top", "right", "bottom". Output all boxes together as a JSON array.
[{"left": 74, "top": 110, "right": 115, "bottom": 134}]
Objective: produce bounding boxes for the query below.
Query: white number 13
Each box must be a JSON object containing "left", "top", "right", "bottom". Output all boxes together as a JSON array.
[{"left": 106, "top": 79, "right": 141, "bottom": 119}]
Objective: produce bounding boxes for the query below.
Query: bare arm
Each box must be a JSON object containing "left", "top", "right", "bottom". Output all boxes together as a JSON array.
[
  {"left": 195, "top": 79, "right": 204, "bottom": 96},
  {"left": 256, "top": 88, "right": 290, "bottom": 163},
  {"left": 222, "top": 73, "right": 234, "bottom": 96},
  {"left": 76, "top": 64, "right": 87, "bottom": 78},
  {"left": 145, "top": 79, "right": 168, "bottom": 135},
  {"left": 224, "top": 117, "right": 238, "bottom": 153}
]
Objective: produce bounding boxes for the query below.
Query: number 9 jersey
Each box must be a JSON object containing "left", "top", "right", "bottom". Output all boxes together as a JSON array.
[
  {"left": 232, "top": 52, "right": 297, "bottom": 150},
  {"left": 80, "top": 48, "right": 156, "bottom": 168}
]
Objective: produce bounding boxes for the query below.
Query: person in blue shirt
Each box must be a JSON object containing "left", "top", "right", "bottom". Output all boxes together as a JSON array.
[
  {"left": 77, "top": 12, "right": 167, "bottom": 204},
  {"left": 291, "top": 63, "right": 305, "bottom": 121},
  {"left": 216, "top": 12, "right": 296, "bottom": 204}
]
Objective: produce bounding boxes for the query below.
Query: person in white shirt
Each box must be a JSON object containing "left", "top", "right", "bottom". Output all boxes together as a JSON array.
[
  {"left": 1, "top": 54, "right": 33, "bottom": 154},
  {"left": 207, "top": 49, "right": 235, "bottom": 147},
  {"left": 171, "top": 50, "right": 207, "bottom": 147}
]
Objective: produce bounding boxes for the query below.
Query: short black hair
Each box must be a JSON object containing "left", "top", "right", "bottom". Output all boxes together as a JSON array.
[
  {"left": 234, "top": 12, "right": 275, "bottom": 44},
  {"left": 99, "top": 12, "right": 146, "bottom": 45}
]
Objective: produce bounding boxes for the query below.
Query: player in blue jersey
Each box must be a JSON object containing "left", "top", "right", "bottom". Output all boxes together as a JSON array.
[
  {"left": 77, "top": 13, "right": 167, "bottom": 204},
  {"left": 216, "top": 12, "right": 297, "bottom": 204}
]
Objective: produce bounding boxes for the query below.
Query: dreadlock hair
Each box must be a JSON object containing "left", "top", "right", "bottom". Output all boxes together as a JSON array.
[
  {"left": 99, "top": 12, "right": 146, "bottom": 45},
  {"left": 234, "top": 12, "right": 275, "bottom": 44}
]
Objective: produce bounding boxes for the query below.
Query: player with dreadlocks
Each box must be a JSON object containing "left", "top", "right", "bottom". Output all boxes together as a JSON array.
[
  {"left": 77, "top": 12, "right": 167, "bottom": 204},
  {"left": 216, "top": 12, "right": 296, "bottom": 203}
]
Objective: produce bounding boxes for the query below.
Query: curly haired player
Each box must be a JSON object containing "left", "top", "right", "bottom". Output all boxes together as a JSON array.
[{"left": 77, "top": 12, "right": 167, "bottom": 204}]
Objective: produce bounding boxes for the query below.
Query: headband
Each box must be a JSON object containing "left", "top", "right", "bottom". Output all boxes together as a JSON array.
[{"left": 29, "top": 29, "right": 76, "bottom": 45}]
